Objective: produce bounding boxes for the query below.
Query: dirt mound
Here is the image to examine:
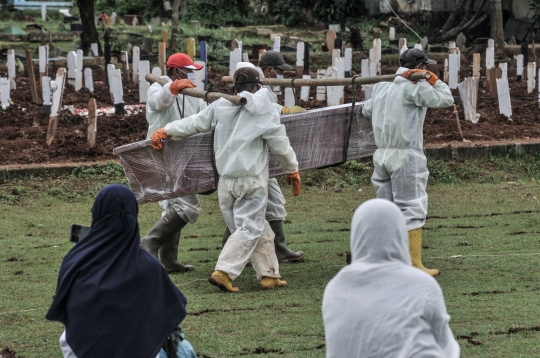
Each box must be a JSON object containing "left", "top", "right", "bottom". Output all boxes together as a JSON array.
[{"left": 1, "top": 63, "right": 538, "bottom": 166}]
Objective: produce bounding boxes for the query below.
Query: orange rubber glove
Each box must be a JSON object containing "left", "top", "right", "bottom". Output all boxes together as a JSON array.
[
  {"left": 151, "top": 128, "right": 168, "bottom": 150},
  {"left": 170, "top": 79, "right": 196, "bottom": 95},
  {"left": 402, "top": 69, "right": 438, "bottom": 86},
  {"left": 286, "top": 171, "right": 301, "bottom": 197}
]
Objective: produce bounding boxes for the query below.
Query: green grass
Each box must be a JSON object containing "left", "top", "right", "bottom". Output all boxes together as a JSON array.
[{"left": 2, "top": 158, "right": 540, "bottom": 357}]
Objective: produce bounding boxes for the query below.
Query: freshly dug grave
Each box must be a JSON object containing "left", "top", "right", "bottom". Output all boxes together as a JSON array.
[{"left": 0, "top": 63, "right": 537, "bottom": 166}]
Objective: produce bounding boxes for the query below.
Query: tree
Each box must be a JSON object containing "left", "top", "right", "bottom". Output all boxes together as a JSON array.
[
  {"left": 490, "top": 0, "right": 504, "bottom": 48},
  {"left": 170, "top": 0, "right": 181, "bottom": 51},
  {"left": 77, "top": 0, "right": 102, "bottom": 55},
  {"left": 428, "top": 0, "right": 490, "bottom": 44}
]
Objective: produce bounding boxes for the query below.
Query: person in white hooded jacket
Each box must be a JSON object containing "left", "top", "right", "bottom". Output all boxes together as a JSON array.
[
  {"left": 361, "top": 49, "right": 454, "bottom": 276},
  {"left": 322, "top": 199, "right": 460, "bottom": 358},
  {"left": 141, "top": 53, "right": 207, "bottom": 273},
  {"left": 150, "top": 67, "right": 301, "bottom": 292}
]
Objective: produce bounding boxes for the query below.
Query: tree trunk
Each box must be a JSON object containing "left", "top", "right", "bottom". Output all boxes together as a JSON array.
[
  {"left": 76, "top": 0, "right": 102, "bottom": 55},
  {"left": 170, "top": 0, "right": 181, "bottom": 51},
  {"left": 490, "top": 0, "right": 505, "bottom": 48}
]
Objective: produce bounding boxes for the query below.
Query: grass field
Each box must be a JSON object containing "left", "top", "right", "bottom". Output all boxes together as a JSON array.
[{"left": 2, "top": 159, "right": 540, "bottom": 357}]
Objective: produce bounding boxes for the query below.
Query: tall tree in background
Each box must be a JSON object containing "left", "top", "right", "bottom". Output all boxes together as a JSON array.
[
  {"left": 490, "top": 0, "right": 505, "bottom": 47},
  {"left": 77, "top": 0, "right": 102, "bottom": 55},
  {"left": 170, "top": 0, "right": 181, "bottom": 51}
]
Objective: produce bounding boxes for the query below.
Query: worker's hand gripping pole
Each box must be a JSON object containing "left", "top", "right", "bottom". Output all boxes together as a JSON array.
[{"left": 145, "top": 74, "right": 247, "bottom": 106}]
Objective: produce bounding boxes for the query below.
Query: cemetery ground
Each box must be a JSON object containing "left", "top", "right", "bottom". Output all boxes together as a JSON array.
[{"left": 2, "top": 157, "right": 540, "bottom": 357}]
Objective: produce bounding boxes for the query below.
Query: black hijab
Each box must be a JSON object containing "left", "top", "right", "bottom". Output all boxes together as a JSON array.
[{"left": 46, "top": 184, "right": 187, "bottom": 358}]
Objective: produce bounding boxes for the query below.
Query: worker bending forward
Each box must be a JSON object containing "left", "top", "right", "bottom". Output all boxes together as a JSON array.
[
  {"left": 361, "top": 48, "right": 453, "bottom": 276},
  {"left": 150, "top": 67, "right": 301, "bottom": 292},
  {"left": 141, "top": 53, "right": 206, "bottom": 273}
]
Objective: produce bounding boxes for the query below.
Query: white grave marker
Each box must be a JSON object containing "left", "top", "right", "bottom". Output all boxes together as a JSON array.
[
  {"left": 316, "top": 69, "right": 326, "bottom": 101},
  {"left": 229, "top": 48, "right": 242, "bottom": 77},
  {"left": 326, "top": 66, "right": 340, "bottom": 106},
  {"left": 0, "top": 77, "right": 9, "bottom": 109},
  {"left": 364, "top": 85, "right": 373, "bottom": 100},
  {"left": 448, "top": 53, "right": 459, "bottom": 89},
  {"left": 194, "top": 61, "right": 205, "bottom": 90},
  {"left": 296, "top": 42, "right": 304, "bottom": 67},
  {"left": 389, "top": 27, "right": 395, "bottom": 40},
  {"left": 273, "top": 36, "right": 281, "bottom": 52},
  {"left": 361, "top": 59, "right": 369, "bottom": 78},
  {"left": 344, "top": 48, "right": 352, "bottom": 77},
  {"left": 90, "top": 43, "right": 98, "bottom": 57},
  {"left": 400, "top": 45, "right": 408, "bottom": 54},
  {"left": 300, "top": 74, "right": 310, "bottom": 101},
  {"left": 335, "top": 57, "right": 345, "bottom": 104},
  {"left": 42, "top": 76, "right": 51, "bottom": 113},
  {"left": 457, "top": 77, "right": 480, "bottom": 123},
  {"left": 111, "top": 68, "right": 124, "bottom": 113},
  {"left": 332, "top": 49, "right": 341, "bottom": 67},
  {"left": 111, "top": 12, "right": 117, "bottom": 25},
  {"left": 516, "top": 54, "right": 524, "bottom": 79},
  {"left": 41, "top": 3, "right": 46, "bottom": 21},
  {"left": 486, "top": 39, "right": 495, "bottom": 71},
  {"left": 39, "top": 45, "right": 48, "bottom": 79},
  {"left": 75, "top": 49, "right": 83, "bottom": 91},
  {"left": 284, "top": 88, "right": 295, "bottom": 107},
  {"left": 496, "top": 78, "right": 512, "bottom": 119},
  {"left": 151, "top": 67, "right": 162, "bottom": 77},
  {"left": 47, "top": 68, "right": 67, "bottom": 146},
  {"left": 527, "top": 62, "right": 536, "bottom": 94},
  {"left": 242, "top": 52, "right": 249, "bottom": 62},
  {"left": 84, "top": 68, "right": 94, "bottom": 93},
  {"left": 67, "top": 51, "right": 77, "bottom": 86},
  {"left": 499, "top": 63, "right": 507, "bottom": 79},
  {"left": 444, "top": 58, "right": 449, "bottom": 83},
  {"left": 132, "top": 46, "right": 140, "bottom": 83},
  {"left": 8, "top": 49, "right": 16, "bottom": 90},
  {"left": 139, "top": 61, "right": 150, "bottom": 103}
]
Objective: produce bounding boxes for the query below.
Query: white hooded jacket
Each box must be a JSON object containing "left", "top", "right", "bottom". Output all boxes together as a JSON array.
[
  {"left": 164, "top": 87, "right": 298, "bottom": 178},
  {"left": 322, "top": 199, "right": 460, "bottom": 358},
  {"left": 146, "top": 76, "right": 208, "bottom": 139}
]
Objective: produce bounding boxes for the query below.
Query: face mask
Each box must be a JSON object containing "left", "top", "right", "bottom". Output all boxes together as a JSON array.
[
  {"left": 187, "top": 72, "right": 196, "bottom": 83},
  {"left": 276, "top": 74, "right": 283, "bottom": 79}
]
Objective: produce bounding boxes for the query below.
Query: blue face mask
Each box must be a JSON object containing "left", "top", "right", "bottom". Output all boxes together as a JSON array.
[{"left": 187, "top": 72, "right": 196, "bottom": 83}]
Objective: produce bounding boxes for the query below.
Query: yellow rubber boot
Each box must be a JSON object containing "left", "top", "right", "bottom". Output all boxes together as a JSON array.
[
  {"left": 408, "top": 228, "right": 439, "bottom": 277},
  {"left": 208, "top": 270, "right": 240, "bottom": 293},
  {"left": 261, "top": 277, "right": 288, "bottom": 289}
]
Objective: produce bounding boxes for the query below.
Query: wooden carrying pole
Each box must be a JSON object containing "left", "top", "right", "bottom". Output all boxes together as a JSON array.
[
  {"left": 145, "top": 74, "right": 247, "bottom": 106},
  {"left": 221, "top": 72, "right": 431, "bottom": 86}
]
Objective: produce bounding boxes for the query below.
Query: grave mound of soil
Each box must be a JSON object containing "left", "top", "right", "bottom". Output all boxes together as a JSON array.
[{"left": 0, "top": 63, "right": 537, "bottom": 166}]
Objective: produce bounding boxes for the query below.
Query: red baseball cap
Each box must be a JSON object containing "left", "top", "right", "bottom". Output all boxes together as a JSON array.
[{"left": 166, "top": 53, "right": 204, "bottom": 71}]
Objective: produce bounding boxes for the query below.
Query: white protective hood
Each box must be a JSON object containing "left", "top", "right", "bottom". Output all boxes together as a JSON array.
[{"left": 322, "top": 199, "right": 460, "bottom": 358}]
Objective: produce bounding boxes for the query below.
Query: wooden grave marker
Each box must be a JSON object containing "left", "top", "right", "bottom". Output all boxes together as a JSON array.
[
  {"left": 373, "top": 39, "right": 381, "bottom": 63},
  {"left": 229, "top": 48, "right": 241, "bottom": 77},
  {"left": 187, "top": 38, "right": 195, "bottom": 61},
  {"left": 496, "top": 78, "right": 512, "bottom": 119},
  {"left": 316, "top": 69, "right": 326, "bottom": 101},
  {"left": 159, "top": 42, "right": 167, "bottom": 74},
  {"left": 132, "top": 46, "right": 140, "bottom": 83},
  {"left": 139, "top": 60, "right": 150, "bottom": 103},
  {"left": 162, "top": 30, "right": 168, "bottom": 47},
  {"left": 84, "top": 68, "right": 94, "bottom": 93},
  {"left": 296, "top": 42, "right": 304, "bottom": 77},
  {"left": 8, "top": 49, "right": 16, "bottom": 90},
  {"left": 46, "top": 68, "right": 66, "bottom": 145},
  {"left": 88, "top": 98, "right": 97, "bottom": 148},
  {"left": 516, "top": 54, "right": 524, "bottom": 81},
  {"left": 25, "top": 49, "right": 39, "bottom": 103},
  {"left": 42, "top": 75, "right": 51, "bottom": 115},
  {"left": 472, "top": 53, "right": 481, "bottom": 78},
  {"left": 488, "top": 67, "right": 502, "bottom": 97},
  {"left": 326, "top": 31, "right": 336, "bottom": 52},
  {"left": 527, "top": 62, "right": 536, "bottom": 94},
  {"left": 121, "top": 50, "right": 130, "bottom": 81},
  {"left": 485, "top": 39, "right": 494, "bottom": 81}
]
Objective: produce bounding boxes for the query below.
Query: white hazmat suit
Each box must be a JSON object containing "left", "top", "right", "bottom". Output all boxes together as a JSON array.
[
  {"left": 322, "top": 199, "right": 460, "bottom": 358},
  {"left": 146, "top": 77, "right": 207, "bottom": 224},
  {"left": 163, "top": 87, "right": 298, "bottom": 280},
  {"left": 361, "top": 67, "right": 453, "bottom": 231}
]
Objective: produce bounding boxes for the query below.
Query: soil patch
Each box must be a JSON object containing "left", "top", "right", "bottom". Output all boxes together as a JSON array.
[{"left": 1, "top": 62, "right": 538, "bottom": 166}]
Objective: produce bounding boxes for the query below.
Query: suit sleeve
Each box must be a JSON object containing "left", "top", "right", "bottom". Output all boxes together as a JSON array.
[
  {"left": 164, "top": 103, "right": 217, "bottom": 139},
  {"left": 404, "top": 80, "right": 454, "bottom": 108}
]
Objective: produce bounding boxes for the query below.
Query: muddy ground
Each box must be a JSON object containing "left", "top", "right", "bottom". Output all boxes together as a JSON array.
[{"left": 0, "top": 62, "right": 538, "bottom": 166}]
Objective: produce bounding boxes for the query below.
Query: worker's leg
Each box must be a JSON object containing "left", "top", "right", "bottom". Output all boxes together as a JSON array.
[
  {"left": 390, "top": 151, "right": 437, "bottom": 276},
  {"left": 266, "top": 178, "right": 304, "bottom": 262},
  {"left": 371, "top": 150, "right": 393, "bottom": 201}
]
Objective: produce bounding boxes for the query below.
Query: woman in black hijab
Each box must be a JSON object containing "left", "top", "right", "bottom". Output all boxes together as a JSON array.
[{"left": 46, "top": 184, "right": 193, "bottom": 358}]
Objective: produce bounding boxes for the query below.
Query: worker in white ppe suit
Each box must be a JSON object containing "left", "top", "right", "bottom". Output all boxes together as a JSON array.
[
  {"left": 220, "top": 56, "right": 306, "bottom": 264},
  {"left": 150, "top": 67, "right": 301, "bottom": 292},
  {"left": 323, "top": 199, "right": 460, "bottom": 358},
  {"left": 361, "top": 48, "right": 454, "bottom": 276},
  {"left": 141, "top": 53, "right": 207, "bottom": 273}
]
